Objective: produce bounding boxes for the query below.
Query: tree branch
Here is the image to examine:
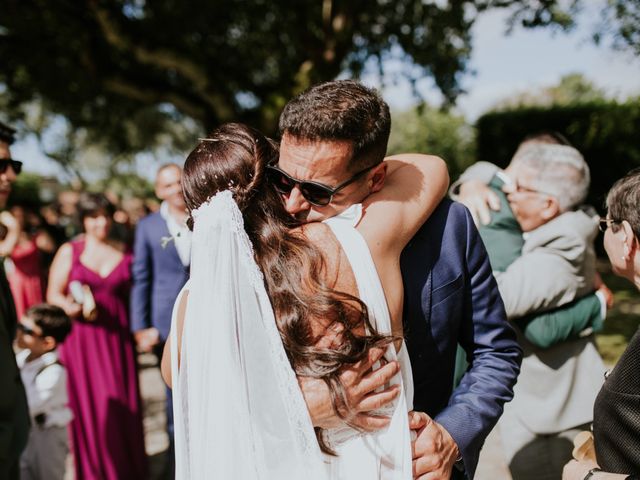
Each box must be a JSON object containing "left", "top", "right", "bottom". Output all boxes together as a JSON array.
[
  {"left": 102, "top": 76, "right": 208, "bottom": 124},
  {"left": 90, "top": 3, "right": 235, "bottom": 122}
]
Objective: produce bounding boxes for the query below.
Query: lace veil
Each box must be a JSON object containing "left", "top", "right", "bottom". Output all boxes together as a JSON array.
[{"left": 171, "top": 191, "right": 327, "bottom": 479}]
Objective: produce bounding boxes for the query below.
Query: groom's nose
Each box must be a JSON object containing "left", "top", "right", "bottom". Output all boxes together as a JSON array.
[{"left": 283, "top": 186, "right": 311, "bottom": 217}]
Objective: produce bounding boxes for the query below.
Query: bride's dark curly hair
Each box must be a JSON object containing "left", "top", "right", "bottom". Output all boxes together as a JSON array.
[{"left": 182, "top": 123, "right": 392, "bottom": 453}]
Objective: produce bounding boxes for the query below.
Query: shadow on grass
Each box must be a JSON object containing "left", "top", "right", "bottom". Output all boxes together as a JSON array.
[{"left": 596, "top": 260, "right": 640, "bottom": 365}]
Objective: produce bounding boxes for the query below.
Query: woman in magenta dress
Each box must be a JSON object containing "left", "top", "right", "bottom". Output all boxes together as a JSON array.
[{"left": 47, "top": 193, "right": 147, "bottom": 479}]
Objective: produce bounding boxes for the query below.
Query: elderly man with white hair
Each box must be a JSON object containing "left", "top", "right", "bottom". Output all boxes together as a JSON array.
[{"left": 453, "top": 140, "right": 607, "bottom": 480}]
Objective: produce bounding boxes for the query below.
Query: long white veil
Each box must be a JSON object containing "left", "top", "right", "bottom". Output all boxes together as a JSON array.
[{"left": 171, "top": 190, "right": 327, "bottom": 479}]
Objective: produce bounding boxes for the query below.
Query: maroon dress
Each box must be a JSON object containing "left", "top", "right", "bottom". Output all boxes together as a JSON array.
[
  {"left": 61, "top": 240, "right": 147, "bottom": 479},
  {"left": 8, "top": 238, "right": 44, "bottom": 319}
]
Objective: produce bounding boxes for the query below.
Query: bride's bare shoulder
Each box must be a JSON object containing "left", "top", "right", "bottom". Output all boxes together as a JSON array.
[
  {"left": 297, "top": 221, "right": 331, "bottom": 240},
  {"left": 294, "top": 222, "right": 345, "bottom": 287}
]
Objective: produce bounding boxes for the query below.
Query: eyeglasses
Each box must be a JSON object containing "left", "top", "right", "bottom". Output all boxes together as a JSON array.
[
  {"left": 16, "top": 323, "right": 42, "bottom": 337},
  {"left": 514, "top": 181, "right": 549, "bottom": 197},
  {"left": 0, "top": 159, "right": 23, "bottom": 175},
  {"left": 266, "top": 163, "right": 377, "bottom": 206},
  {"left": 599, "top": 217, "right": 621, "bottom": 232}
]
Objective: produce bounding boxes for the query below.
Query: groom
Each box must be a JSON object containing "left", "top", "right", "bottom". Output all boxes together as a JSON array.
[{"left": 277, "top": 81, "right": 522, "bottom": 479}]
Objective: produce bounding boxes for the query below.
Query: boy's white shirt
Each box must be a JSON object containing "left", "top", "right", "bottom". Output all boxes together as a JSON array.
[{"left": 16, "top": 349, "right": 73, "bottom": 428}]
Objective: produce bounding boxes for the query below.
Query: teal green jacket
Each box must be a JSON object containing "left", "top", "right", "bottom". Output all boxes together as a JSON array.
[{"left": 477, "top": 174, "right": 603, "bottom": 348}]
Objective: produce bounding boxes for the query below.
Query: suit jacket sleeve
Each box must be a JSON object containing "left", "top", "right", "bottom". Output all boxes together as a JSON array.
[
  {"left": 434, "top": 206, "right": 522, "bottom": 479},
  {"left": 130, "top": 220, "right": 152, "bottom": 332}
]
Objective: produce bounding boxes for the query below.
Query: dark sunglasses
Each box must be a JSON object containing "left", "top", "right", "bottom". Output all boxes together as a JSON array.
[
  {"left": 0, "top": 159, "right": 23, "bottom": 175},
  {"left": 16, "top": 323, "right": 42, "bottom": 337},
  {"left": 599, "top": 217, "right": 621, "bottom": 232},
  {"left": 265, "top": 164, "right": 377, "bottom": 206}
]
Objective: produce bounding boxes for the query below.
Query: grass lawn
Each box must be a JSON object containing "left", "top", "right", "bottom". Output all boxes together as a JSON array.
[{"left": 595, "top": 260, "right": 640, "bottom": 366}]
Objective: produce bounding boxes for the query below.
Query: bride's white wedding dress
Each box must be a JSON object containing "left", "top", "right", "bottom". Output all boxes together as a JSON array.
[
  {"left": 169, "top": 192, "right": 413, "bottom": 479},
  {"left": 321, "top": 204, "right": 414, "bottom": 479}
]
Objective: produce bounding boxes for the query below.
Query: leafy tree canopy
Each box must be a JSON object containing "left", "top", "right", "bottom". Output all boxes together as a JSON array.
[
  {"left": 491, "top": 73, "right": 609, "bottom": 110},
  {"left": 388, "top": 104, "right": 474, "bottom": 179},
  {"left": 1, "top": 0, "right": 637, "bottom": 173}
]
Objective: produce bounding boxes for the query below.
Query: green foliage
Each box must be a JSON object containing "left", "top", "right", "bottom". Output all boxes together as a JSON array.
[
  {"left": 595, "top": 0, "right": 640, "bottom": 56},
  {"left": 0, "top": 0, "right": 604, "bottom": 167},
  {"left": 93, "top": 172, "right": 155, "bottom": 201},
  {"left": 388, "top": 105, "right": 475, "bottom": 179},
  {"left": 7, "top": 172, "right": 51, "bottom": 208},
  {"left": 493, "top": 73, "right": 607, "bottom": 110},
  {"left": 596, "top": 264, "right": 640, "bottom": 365},
  {"left": 475, "top": 100, "right": 640, "bottom": 211}
]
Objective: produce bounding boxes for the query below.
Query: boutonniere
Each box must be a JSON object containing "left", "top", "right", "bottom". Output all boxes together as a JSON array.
[{"left": 160, "top": 235, "right": 175, "bottom": 249}]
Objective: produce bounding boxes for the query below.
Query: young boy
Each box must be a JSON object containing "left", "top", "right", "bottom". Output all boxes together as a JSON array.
[{"left": 15, "top": 304, "right": 72, "bottom": 480}]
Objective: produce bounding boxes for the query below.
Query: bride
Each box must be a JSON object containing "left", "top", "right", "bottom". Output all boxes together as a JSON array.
[{"left": 161, "top": 122, "right": 448, "bottom": 479}]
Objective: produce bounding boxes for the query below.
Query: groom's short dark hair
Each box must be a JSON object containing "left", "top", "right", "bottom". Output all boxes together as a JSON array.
[{"left": 278, "top": 80, "right": 391, "bottom": 171}]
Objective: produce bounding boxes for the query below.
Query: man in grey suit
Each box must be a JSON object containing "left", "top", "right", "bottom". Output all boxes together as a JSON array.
[
  {"left": 455, "top": 142, "right": 606, "bottom": 480},
  {"left": 0, "top": 120, "right": 30, "bottom": 480}
]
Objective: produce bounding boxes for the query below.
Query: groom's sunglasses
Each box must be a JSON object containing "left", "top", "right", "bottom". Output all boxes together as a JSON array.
[
  {"left": 0, "top": 159, "right": 22, "bottom": 175},
  {"left": 266, "top": 164, "right": 376, "bottom": 206}
]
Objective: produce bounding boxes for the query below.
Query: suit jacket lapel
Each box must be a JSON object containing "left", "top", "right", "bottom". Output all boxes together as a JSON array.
[{"left": 155, "top": 214, "right": 183, "bottom": 264}]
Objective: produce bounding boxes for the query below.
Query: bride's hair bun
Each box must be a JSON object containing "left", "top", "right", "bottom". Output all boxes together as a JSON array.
[{"left": 182, "top": 123, "right": 278, "bottom": 227}]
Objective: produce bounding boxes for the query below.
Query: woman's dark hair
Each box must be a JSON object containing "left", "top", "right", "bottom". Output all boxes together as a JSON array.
[
  {"left": 182, "top": 123, "right": 392, "bottom": 453},
  {"left": 77, "top": 192, "right": 115, "bottom": 224},
  {"left": 606, "top": 167, "right": 640, "bottom": 240}
]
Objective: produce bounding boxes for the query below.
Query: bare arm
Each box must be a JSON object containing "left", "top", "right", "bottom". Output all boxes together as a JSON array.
[
  {"left": 46, "top": 243, "right": 81, "bottom": 318},
  {"left": 160, "top": 289, "right": 188, "bottom": 388},
  {"left": 360, "top": 154, "right": 449, "bottom": 256}
]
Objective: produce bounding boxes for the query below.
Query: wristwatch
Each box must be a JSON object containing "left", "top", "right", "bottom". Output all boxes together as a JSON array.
[{"left": 584, "top": 467, "right": 601, "bottom": 480}]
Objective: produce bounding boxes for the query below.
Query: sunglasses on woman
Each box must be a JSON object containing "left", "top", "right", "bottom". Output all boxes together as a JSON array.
[
  {"left": 0, "top": 159, "right": 23, "bottom": 175},
  {"left": 265, "top": 163, "right": 377, "bottom": 206}
]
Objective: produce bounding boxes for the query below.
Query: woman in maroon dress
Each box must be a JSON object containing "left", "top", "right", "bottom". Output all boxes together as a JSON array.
[
  {"left": 6, "top": 205, "right": 55, "bottom": 318},
  {"left": 47, "top": 193, "right": 147, "bottom": 479}
]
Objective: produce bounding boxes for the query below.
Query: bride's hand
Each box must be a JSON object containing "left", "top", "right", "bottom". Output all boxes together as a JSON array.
[{"left": 298, "top": 347, "right": 401, "bottom": 430}]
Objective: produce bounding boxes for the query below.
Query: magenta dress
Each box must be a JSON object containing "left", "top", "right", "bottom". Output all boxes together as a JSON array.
[{"left": 61, "top": 240, "right": 147, "bottom": 479}]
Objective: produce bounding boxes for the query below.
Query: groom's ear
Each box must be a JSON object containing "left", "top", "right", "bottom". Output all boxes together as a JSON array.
[{"left": 368, "top": 162, "right": 387, "bottom": 194}]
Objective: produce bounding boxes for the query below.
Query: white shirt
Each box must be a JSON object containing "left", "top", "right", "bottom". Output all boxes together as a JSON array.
[
  {"left": 16, "top": 349, "right": 73, "bottom": 428},
  {"left": 160, "top": 201, "right": 192, "bottom": 267}
]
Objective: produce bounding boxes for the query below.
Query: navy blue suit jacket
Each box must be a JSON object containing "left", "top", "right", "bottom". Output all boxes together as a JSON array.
[
  {"left": 401, "top": 199, "right": 522, "bottom": 479},
  {"left": 131, "top": 211, "right": 190, "bottom": 341}
]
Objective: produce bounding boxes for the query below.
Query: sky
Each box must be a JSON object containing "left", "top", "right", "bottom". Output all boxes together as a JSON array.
[
  {"left": 10, "top": 2, "right": 640, "bottom": 180},
  {"left": 374, "top": 3, "right": 640, "bottom": 118}
]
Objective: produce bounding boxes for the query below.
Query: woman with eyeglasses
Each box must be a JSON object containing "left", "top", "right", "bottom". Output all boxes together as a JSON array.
[
  {"left": 46, "top": 192, "right": 147, "bottom": 480},
  {"left": 563, "top": 168, "right": 640, "bottom": 480}
]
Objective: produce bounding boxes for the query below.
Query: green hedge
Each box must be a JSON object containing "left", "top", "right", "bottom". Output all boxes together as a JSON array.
[{"left": 475, "top": 100, "right": 640, "bottom": 211}]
